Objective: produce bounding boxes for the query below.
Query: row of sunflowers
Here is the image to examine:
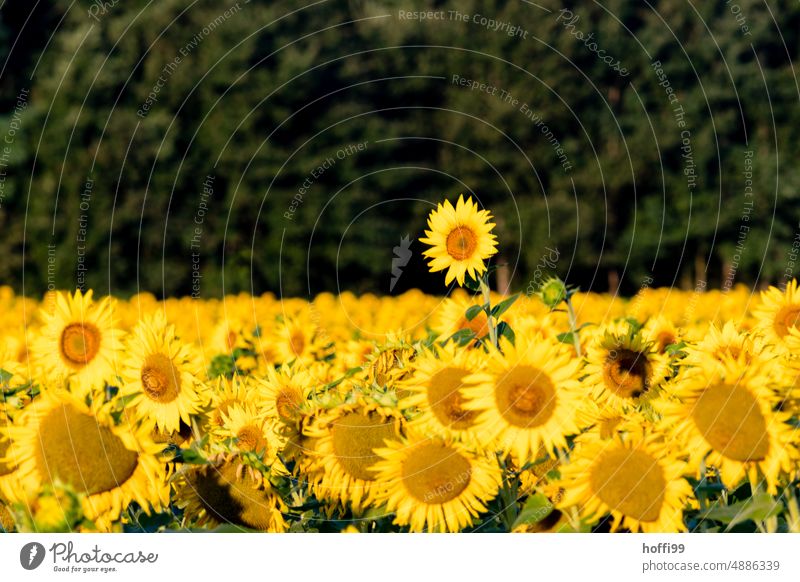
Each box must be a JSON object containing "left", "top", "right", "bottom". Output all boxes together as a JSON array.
[{"left": 0, "top": 196, "right": 799, "bottom": 533}]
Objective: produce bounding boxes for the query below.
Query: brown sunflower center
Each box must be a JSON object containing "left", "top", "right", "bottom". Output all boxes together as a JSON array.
[
  {"left": 140, "top": 353, "right": 181, "bottom": 403},
  {"left": 275, "top": 387, "right": 304, "bottom": 422},
  {"left": 289, "top": 331, "right": 306, "bottom": 356},
  {"left": 59, "top": 322, "right": 101, "bottom": 368},
  {"left": 603, "top": 349, "right": 651, "bottom": 399},
  {"left": 655, "top": 331, "right": 676, "bottom": 352},
  {"left": 331, "top": 412, "right": 398, "bottom": 481},
  {"left": 590, "top": 447, "right": 665, "bottom": 523},
  {"left": 460, "top": 312, "right": 489, "bottom": 337},
  {"left": 691, "top": 382, "right": 769, "bottom": 462},
  {"left": 35, "top": 403, "right": 139, "bottom": 496},
  {"left": 446, "top": 226, "right": 478, "bottom": 261},
  {"left": 190, "top": 462, "right": 280, "bottom": 531},
  {"left": 401, "top": 442, "right": 472, "bottom": 504},
  {"left": 427, "top": 367, "right": 477, "bottom": 430},
  {"left": 774, "top": 305, "right": 800, "bottom": 338},
  {"left": 494, "top": 365, "right": 557, "bottom": 428},
  {"left": 236, "top": 425, "right": 267, "bottom": 453}
]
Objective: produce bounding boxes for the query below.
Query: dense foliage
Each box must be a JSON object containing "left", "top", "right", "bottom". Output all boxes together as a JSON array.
[{"left": 0, "top": 0, "right": 799, "bottom": 297}]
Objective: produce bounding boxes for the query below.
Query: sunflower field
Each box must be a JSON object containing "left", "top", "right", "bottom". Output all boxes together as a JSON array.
[{"left": 1, "top": 197, "right": 800, "bottom": 534}]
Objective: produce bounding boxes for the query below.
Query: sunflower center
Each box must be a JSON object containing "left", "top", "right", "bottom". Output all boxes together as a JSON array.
[
  {"left": 603, "top": 349, "right": 651, "bottom": 399},
  {"left": 774, "top": 305, "right": 800, "bottom": 338},
  {"left": 140, "top": 353, "right": 181, "bottom": 403},
  {"left": 59, "top": 322, "right": 101, "bottom": 368},
  {"left": 401, "top": 442, "right": 472, "bottom": 504},
  {"left": 494, "top": 365, "right": 556, "bottom": 428},
  {"left": 691, "top": 382, "right": 769, "bottom": 462},
  {"left": 460, "top": 312, "right": 489, "bottom": 338},
  {"left": 446, "top": 226, "right": 478, "bottom": 261},
  {"left": 289, "top": 331, "right": 306, "bottom": 356},
  {"left": 331, "top": 412, "right": 398, "bottom": 481},
  {"left": 655, "top": 332, "right": 675, "bottom": 352},
  {"left": 35, "top": 403, "right": 139, "bottom": 496},
  {"left": 191, "top": 462, "right": 279, "bottom": 530},
  {"left": 275, "top": 387, "right": 303, "bottom": 422},
  {"left": 590, "top": 447, "right": 665, "bottom": 523},
  {"left": 427, "top": 367, "right": 477, "bottom": 430},
  {"left": 236, "top": 425, "right": 267, "bottom": 453}
]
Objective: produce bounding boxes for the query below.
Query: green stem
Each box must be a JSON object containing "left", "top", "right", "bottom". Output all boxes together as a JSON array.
[
  {"left": 565, "top": 295, "right": 582, "bottom": 357},
  {"left": 480, "top": 277, "right": 499, "bottom": 349}
]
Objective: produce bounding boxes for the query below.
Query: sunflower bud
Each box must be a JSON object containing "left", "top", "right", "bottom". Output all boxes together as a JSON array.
[{"left": 538, "top": 277, "right": 567, "bottom": 309}]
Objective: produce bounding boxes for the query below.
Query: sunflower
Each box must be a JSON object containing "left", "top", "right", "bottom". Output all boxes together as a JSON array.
[
  {"left": 206, "top": 374, "right": 254, "bottom": 429},
  {"left": 371, "top": 434, "right": 502, "bottom": 532},
  {"left": 419, "top": 195, "right": 498, "bottom": 286},
  {"left": 642, "top": 316, "right": 682, "bottom": 354},
  {"left": 557, "top": 427, "right": 692, "bottom": 533},
  {"left": 433, "top": 295, "right": 491, "bottom": 340},
  {"left": 754, "top": 279, "right": 800, "bottom": 348},
  {"left": 660, "top": 359, "right": 796, "bottom": 494},
  {"left": 304, "top": 400, "right": 404, "bottom": 511},
  {"left": 269, "top": 317, "right": 325, "bottom": 365},
  {"left": 118, "top": 312, "right": 207, "bottom": 434},
  {"left": 463, "top": 335, "right": 583, "bottom": 461},
  {"left": 32, "top": 290, "right": 123, "bottom": 396},
  {"left": 583, "top": 326, "right": 669, "bottom": 410},
  {"left": 174, "top": 459, "right": 287, "bottom": 532},
  {"left": 684, "top": 320, "right": 769, "bottom": 369},
  {"left": 2, "top": 390, "right": 168, "bottom": 530},
  {"left": 213, "top": 402, "right": 280, "bottom": 465},
  {"left": 401, "top": 343, "right": 482, "bottom": 440},
  {"left": 258, "top": 365, "right": 315, "bottom": 428}
]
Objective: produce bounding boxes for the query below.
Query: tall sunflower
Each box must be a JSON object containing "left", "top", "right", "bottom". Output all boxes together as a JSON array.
[
  {"left": 419, "top": 195, "right": 498, "bottom": 286},
  {"left": 304, "top": 400, "right": 404, "bottom": 511},
  {"left": 119, "top": 312, "right": 207, "bottom": 434},
  {"left": 583, "top": 325, "right": 669, "bottom": 410},
  {"left": 557, "top": 426, "right": 692, "bottom": 533},
  {"left": 660, "top": 359, "right": 796, "bottom": 494},
  {"left": 2, "top": 390, "right": 168, "bottom": 530},
  {"left": 400, "top": 343, "right": 482, "bottom": 440},
  {"left": 463, "top": 335, "right": 583, "bottom": 461},
  {"left": 32, "top": 290, "right": 123, "bottom": 396},
  {"left": 371, "top": 434, "right": 502, "bottom": 532}
]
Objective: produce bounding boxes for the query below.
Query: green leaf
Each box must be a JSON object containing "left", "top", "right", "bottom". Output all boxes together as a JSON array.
[
  {"left": 497, "top": 321, "right": 516, "bottom": 345},
  {"left": 465, "top": 304, "right": 485, "bottom": 321},
  {"left": 179, "top": 448, "right": 208, "bottom": 465},
  {"left": 462, "top": 275, "right": 481, "bottom": 292},
  {"left": 699, "top": 494, "right": 782, "bottom": 529},
  {"left": 556, "top": 331, "right": 574, "bottom": 345},
  {"left": 446, "top": 328, "right": 476, "bottom": 346},
  {"left": 491, "top": 293, "right": 520, "bottom": 318},
  {"left": 512, "top": 493, "right": 554, "bottom": 529}
]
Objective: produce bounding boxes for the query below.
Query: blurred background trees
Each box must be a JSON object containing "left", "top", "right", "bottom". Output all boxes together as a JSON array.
[{"left": 0, "top": 0, "right": 798, "bottom": 298}]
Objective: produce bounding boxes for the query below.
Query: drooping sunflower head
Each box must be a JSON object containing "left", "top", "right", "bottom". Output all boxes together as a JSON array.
[
  {"left": 119, "top": 311, "right": 208, "bottom": 434},
  {"left": 33, "top": 290, "right": 123, "bottom": 396},
  {"left": 463, "top": 335, "right": 583, "bottom": 462},
  {"left": 661, "top": 358, "right": 795, "bottom": 493},
  {"left": 400, "top": 342, "right": 482, "bottom": 440},
  {"left": 557, "top": 427, "right": 693, "bottom": 533},
  {"left": 419, "top": 195, "right": 498, "bottom": 286},
  {"left": 585, "top": 326, "right": 669, "bottom": 409},
  {"left": 371, "top": 433, "right": 502, "bottom": 532},
  {"left": 3, "top": 389, "right": 168, "bottom": 530},
  {"left": 304, "top": 400, "right": 404, "bottom": 512},
  {"left": 175, "top": 459, "right": 287, "bottom": 532},
  {"left": 754, "top": 279, "right": 800, "bottom": 347}
]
